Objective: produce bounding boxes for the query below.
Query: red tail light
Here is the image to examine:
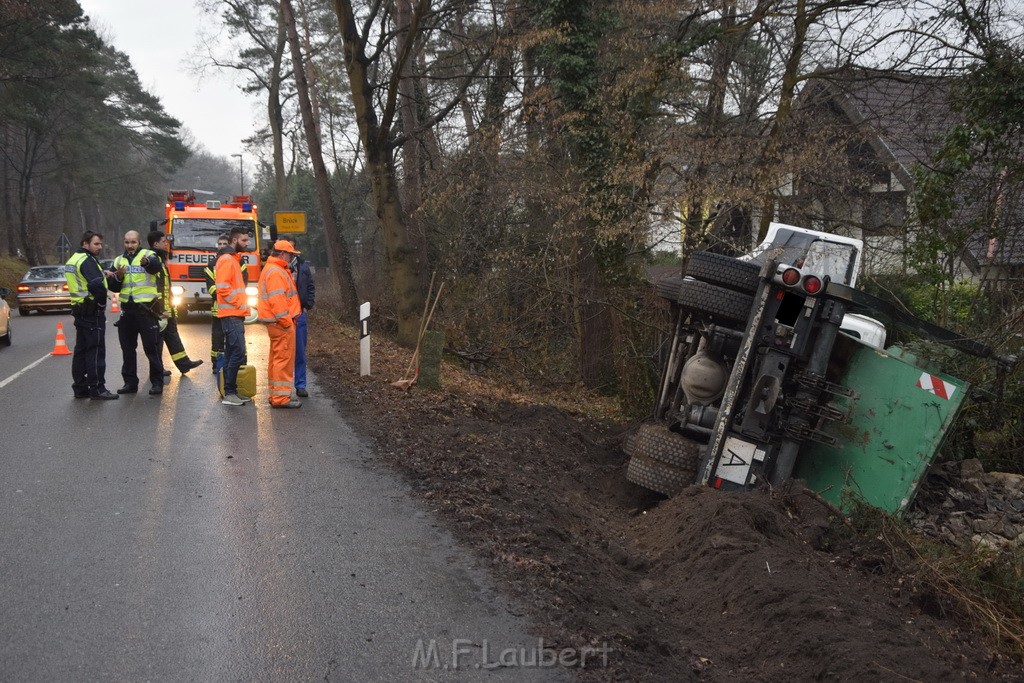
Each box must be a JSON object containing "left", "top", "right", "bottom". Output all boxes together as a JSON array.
[
  {"left": 62, "top": 283, "right": 69, "bottom": 291},
  {"left": 802, "top": 275, "right": 822, "bottom": 294},
  {"left": 781, "top": 268, "right": 801, "bottom": 286},
  {"left": 17, "top": 285, "right": 29, "bottom": 292}
]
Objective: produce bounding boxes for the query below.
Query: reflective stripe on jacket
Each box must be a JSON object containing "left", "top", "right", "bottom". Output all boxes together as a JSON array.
[
  {"left": 206, "top": 261, "right": 246, "bottom": 315},
  {"left": 65, "top": 252, "right": 104, "bottom": 304},
  {"left": 215, "top": 252, "right": 249, "bottom": 317},
  {"left": 204, "top": 264, "right": 219, "bottom": 314},
  {"left": 256, "top": 257, "right": 301, "bottom": 324},
  {"left": 114, "top": 249, "right": 159, "bottom": 303}
]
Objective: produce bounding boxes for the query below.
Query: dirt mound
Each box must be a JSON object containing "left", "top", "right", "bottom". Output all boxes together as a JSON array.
[
  {"left": 631, "top": 485, "right": 999, "bottom": 680},
  {"left": 309, "top": 319, "right": 1016, "bottom": 680}
]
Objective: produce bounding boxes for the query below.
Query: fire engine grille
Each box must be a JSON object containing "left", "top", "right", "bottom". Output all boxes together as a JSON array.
[{"left": 186, "top": 265, "right": 208, "bottom": 280}]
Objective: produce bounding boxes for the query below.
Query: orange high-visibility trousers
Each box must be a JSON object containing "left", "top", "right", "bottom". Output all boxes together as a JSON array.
[{"left": 266, "top": 322, "right": 296, "bottom": 405}]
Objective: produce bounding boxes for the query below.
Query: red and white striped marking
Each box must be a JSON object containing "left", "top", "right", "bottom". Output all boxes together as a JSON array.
[{"left": 916, "top": 372, "right": 956, "bottom": 400}]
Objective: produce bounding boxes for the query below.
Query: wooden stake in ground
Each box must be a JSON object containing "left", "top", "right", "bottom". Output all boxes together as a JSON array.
[{"left": 391, "top": 279, "right": 443, "bottom": 391}]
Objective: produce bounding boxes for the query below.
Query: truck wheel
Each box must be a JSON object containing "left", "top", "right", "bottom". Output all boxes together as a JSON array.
[
  {"left": 626, "top": 455, "right": 694, "bottom": 496},
  {"left": 686, "top": 252, "right": 760, "bottom": 293},
  {"left": 654, "top": 275, "right": 686, "bottom": 303},
  {"left": 662, "top": 279, "right": 752, "bottom": 325},
  {"left": 624, "top": 423, "right": 702, "bottom": 470}
]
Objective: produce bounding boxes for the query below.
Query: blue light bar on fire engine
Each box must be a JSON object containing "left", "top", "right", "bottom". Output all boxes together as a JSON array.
[
  {"left": 242, "top": 202, "right": 253, "bottom": 212},
  {"left": 174, "top": 201, "right": 185, "bottom": 210}
]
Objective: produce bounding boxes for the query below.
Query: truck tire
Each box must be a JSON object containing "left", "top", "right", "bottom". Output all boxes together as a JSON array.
[
  {"left": 686, "top": 252, "right": 760, "bottom": 294},
  {"left": 626, "top": 455, "right": 694, "bottom": 496},
  {"left": 624, "top": 423, "right": 702, "bottom": 470},
  {"left": 665, "top": 279, "right": 752, "bottom": 325},
  {"left": 654, "top": 275, "right": 686, "bottom": 303}
]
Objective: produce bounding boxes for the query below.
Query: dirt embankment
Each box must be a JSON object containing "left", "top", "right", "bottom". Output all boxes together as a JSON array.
[{"left": 310, "top": 317, "right": 1018, "bottom": 680}]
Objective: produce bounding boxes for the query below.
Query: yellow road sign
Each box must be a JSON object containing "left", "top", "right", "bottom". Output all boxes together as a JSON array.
[{"left": 275, "top": 211, "right": 307, "bottom": 234}]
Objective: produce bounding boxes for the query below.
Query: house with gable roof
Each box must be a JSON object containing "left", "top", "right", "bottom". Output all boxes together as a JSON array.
[{"left": 772, "top": 71, "right": 1023, "bottom": 292}]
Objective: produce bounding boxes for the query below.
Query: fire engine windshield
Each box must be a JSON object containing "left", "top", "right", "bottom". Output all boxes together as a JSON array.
[{"left": 170, "top": 218, "right": 255, "bottom": 251}]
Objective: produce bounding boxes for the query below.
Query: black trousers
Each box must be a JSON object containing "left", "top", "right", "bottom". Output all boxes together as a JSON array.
[
  {"left": 118, "top": 309, "right": 164, "bottom": 388},
  {"left": 71, "top": 308, "right": 108, "bottom": 396},
  {"left": 211, "top": 315, "right": 224, "bottom": 363},
  {"left": 162, "top": 316, "right": 194, "bottom": 371}
]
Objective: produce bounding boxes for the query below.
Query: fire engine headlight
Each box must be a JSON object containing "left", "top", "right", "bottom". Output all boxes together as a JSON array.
[
  {"left": 170, "top": 285, "right": 185, "bottom": 296},
  {"left": 246, "top": 284, "right": 258, "bottom": 307}
]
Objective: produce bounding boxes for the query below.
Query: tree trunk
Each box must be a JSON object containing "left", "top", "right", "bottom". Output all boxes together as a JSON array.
[
  {"left": 757, "top": 0, "right": 810, "bottom": 242},
  {"left": 270, "top": 6, "right": 289, "bottom": 210},
  {"left": 296, "top": 0, "right": 323, "bottom": 140},
  {"left": 576, "top": 242, "right": 616, "bottom": 390},
  {"left": 396, "top": 0, "right": 428, "bottom": 278},
  {"left": 331, "top": 0, "right": 426, "bottom": 347},
  {"left": 2, "top": 128, "right": 15, "bottom": 257},
  {"left": 282, "top": 0, "right": 359, "bottom": 318}
]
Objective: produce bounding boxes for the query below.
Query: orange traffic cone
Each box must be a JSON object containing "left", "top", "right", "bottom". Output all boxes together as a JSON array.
[
  {"left": 51, "top": 322, "right": 72, "bottom": 356},
  {"left": 110, "top": 293, "right": 120, "bottom": 314}
]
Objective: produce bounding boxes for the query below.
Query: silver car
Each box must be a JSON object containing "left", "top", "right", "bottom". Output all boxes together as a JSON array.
[
  {"left": 0, "top": 288, "right": 11, "bottom": 346},
  {"left": 16, "top": 265, "right": 72, "bottom": 315}
]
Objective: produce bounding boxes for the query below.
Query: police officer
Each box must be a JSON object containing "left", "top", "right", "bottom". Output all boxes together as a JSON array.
[
  {"left": 148, "top": 230, "right": 204, "bottom": 375},
  {"left": 111, "top": 230, "right": 165, "bottom": 395},
  {"left": 64, "top": 231, "right": 119, "bottom": 400}
]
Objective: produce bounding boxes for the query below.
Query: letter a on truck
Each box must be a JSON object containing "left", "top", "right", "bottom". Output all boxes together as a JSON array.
[{"left": 161, "top": 190, "right": 263, "bottom": 318}]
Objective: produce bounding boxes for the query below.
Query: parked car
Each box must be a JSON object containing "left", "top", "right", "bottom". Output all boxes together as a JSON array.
[
  {"left": 0, "top": 287, "right": 11, "bottom": 346},
  {"left": 16, "top": 265, "right": 71, "bottom": 314}
]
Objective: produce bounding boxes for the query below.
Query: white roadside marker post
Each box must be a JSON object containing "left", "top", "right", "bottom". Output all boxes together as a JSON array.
[{"left": 360, "top": 301, "right": 371, "bottom": 376}]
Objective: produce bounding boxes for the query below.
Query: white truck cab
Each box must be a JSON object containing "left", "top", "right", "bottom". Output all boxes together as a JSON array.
[{"left": 746, "top": 222, "right": 885, "bottom": 348}]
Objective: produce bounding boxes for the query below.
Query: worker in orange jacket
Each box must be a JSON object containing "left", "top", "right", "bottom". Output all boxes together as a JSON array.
[
  {"left": 216, "top": 226, "right": 252, "bottom": 407},
  {"left": 257, "top": 240, "right": 303, "bottom": 409}
]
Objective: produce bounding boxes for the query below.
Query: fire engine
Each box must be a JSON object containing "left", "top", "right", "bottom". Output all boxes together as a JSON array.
[{"left": 157, "top": 190, "right": 265, "bottom": 317}]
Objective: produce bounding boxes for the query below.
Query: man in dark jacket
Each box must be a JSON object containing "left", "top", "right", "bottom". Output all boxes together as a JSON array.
[
  {"left": 64, "top": 230, "right": 120, "bottom": 399},
  {"left": 149, "top": 230, "right": 203, "bottom": 375},
  {"left": 283, "top": 236, "right": 315, "bottom": 397}
]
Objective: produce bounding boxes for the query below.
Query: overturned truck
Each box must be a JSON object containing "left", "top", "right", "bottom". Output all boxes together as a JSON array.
[{"left": 626, "top": 223, "right": 1016, "bottom": 514}]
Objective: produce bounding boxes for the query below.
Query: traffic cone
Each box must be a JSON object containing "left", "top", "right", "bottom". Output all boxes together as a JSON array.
[
  {"left": 110, "top": 293, "right": 120, "bottom": 313},
  {"left": 51, "top": 322, "right": 72, "bottom": 356}
]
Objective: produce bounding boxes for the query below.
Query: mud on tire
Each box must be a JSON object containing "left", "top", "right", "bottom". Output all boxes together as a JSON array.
[
  {"left": 626, "top": 455, "right": 695, "bottom": 496},
  {"left": 685, "top": 251, "right": 760, "bottom": 293},
  {"left": 624, "top": 423, "right": 702, "bottom": 470}
]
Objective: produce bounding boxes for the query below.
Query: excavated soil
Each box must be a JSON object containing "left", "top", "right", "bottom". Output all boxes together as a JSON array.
[{"left": 309, "top": 316, "right": 1018, "bottom": 680}]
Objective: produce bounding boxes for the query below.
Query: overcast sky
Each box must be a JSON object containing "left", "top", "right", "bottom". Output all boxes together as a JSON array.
[{"left": 78, "top": 0, "right": 259, "bottom": 160}]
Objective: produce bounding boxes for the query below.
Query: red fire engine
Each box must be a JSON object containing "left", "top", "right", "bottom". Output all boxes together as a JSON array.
[{"left": 160, "top": 190, "right": 264, "bottom": 316}]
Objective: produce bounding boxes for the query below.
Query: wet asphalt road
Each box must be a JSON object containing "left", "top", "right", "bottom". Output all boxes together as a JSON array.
[{"left": 0, "top": 311, "right": 563, "bottom": 681}]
